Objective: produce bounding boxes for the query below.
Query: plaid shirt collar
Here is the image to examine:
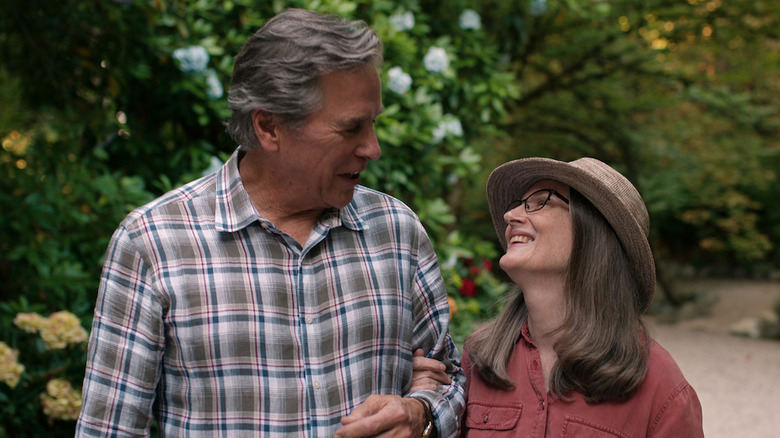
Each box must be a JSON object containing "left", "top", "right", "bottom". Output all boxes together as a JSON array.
[{"left": 214, "top": 147, "right": 366, "bottom": 234}]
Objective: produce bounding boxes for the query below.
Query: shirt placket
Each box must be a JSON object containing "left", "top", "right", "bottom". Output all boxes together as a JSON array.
[
  {"left": 297, "top": 227, "right": 333, "bottom": 436},
  {"left": 524, "top": 338, "right": 550, "bottom": 438}
]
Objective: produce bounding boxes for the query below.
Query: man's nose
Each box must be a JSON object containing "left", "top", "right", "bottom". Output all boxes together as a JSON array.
[{"left": 358, "top": 128, "right": 382, "bottom": 161}]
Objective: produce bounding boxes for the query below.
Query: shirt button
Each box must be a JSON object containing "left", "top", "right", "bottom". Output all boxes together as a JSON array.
[
  {"left": 305, "top": 316, "right": 313, "bottom": 324},
  {"left": 483, "top": 415, "right": 489, "bottom": 423},
  {"left": 313, "top": 381, "right": 321, "bottom": 389}
]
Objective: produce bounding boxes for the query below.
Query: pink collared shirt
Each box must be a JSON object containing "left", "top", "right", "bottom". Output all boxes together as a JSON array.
[{"left": 461, "top": 322, "right": 703, "bottom": 437}]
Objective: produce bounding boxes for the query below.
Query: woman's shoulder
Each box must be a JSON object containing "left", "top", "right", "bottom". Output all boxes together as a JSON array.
[
  {"left": 642, "top": 338, "right": 694, "bottom": 396},
  {"left": 643, "top": 339, "right": 705, "bottom": 436},
  {"left": 647, "top": 339, "right": 684, "bottom": 376}
]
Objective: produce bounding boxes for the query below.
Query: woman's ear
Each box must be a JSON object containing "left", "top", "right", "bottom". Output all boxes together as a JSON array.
[{"left": 251, "top": 109, "right": 281, "bottom": 151}]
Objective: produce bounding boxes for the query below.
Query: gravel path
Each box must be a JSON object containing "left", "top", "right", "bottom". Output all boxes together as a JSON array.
[{"left": 644, "top": 279, "right": 780, "bottom": 438}]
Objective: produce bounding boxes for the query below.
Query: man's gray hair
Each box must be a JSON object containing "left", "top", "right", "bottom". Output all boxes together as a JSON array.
[{"left": 226, "top": 8, "right": 384, "bottom": 150}]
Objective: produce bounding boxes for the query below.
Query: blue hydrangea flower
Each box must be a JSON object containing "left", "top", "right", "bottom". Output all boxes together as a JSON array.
[
  {"left": 205, "top": 69, "right": 223, "bottom": 99},
  {"left": 387, "top": 66, "right": 412, "bottom": 94},
  {"left": 459, "top": 10, "right": 482, "bottom": 30},
  {"left": 389, "top": 11, "right": 415, "bottom": 32},
  {"left": 423, "top": 47, "right": 450, "bottom": 73},
  {"left": 530, "top": 0, "right": 548, "bottom": 16},
  {"left": 172, "top": 45, "right": 210, "bottom": 73}
]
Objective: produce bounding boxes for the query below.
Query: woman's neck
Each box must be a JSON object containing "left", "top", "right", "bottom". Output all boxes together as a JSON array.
[
  {"left": 520, "top": 277, "right": 566, "bottom": 391},
  {"left": 518, "top": 274, "right": 566, "bottom": 349}
]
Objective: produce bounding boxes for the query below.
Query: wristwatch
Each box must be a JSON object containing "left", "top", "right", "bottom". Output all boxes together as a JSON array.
[{"left": 410, "top": 397, "right": 434, "bottom": 438}]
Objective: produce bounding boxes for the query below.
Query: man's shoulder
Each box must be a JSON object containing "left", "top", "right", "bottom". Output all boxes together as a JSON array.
[
  {"left": 120, "top": 173, "right": 219, "bottom": 230},
  {"left": 353, "top": 185, "right": 415, "bottom": 215},
  {"left": 347, "top": 186, "right": 428, "bottom": 240}
]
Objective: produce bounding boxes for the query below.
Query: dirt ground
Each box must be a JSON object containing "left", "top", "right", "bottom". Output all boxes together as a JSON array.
[{"left": 643, "top": 279, "right": 780, "bottom": 438}]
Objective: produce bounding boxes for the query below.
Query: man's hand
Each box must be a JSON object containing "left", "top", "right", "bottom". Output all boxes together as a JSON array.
[
  {"left": 334, "top": 394, "right": 426, "bottom": 438},
  {"left": 410, "top": 349, "right": 451, "bottom": 392}
]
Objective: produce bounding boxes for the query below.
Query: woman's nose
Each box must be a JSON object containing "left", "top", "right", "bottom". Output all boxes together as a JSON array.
[{"left": 504, "top": 206, "right": 527, "bottom": 224}]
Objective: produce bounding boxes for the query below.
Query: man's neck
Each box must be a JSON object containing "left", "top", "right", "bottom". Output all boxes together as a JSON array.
[{"left": 238, "top": 149, "right": 322, "bottom": 246}]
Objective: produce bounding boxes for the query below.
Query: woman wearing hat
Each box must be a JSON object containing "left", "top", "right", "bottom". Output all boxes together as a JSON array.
[{"left": 411, "top": 157, "right": 703, "bottom": 436}]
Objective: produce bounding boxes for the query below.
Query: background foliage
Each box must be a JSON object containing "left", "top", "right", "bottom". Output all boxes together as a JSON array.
[{"left": 1, "top": 0, "right": 778, "bottom": 435}]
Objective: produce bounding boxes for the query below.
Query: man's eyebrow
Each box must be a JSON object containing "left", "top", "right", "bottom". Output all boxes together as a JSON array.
[{"left": 335, "top": 109, "right": 384, "bottom": 128}]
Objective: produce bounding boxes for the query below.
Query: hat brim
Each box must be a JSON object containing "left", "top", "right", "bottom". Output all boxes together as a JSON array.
[{"left": 486, "top": 157, "right": 656, "bottom": 311}]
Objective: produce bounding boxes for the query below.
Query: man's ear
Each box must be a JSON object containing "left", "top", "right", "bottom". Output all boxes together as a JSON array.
[{"left": 251, "top": 109, "right": 281, "bottom": 151}]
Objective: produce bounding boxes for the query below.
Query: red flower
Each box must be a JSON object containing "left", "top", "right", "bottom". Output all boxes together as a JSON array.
[
  {"left": 482, "top": 258, "right": 493, "bottom": 271},
  {"left": 459, "top": 278, "right": 477, "bottom": 298},
  {"left": 468, "top": 266, "right": 481, "bottom": 277}
]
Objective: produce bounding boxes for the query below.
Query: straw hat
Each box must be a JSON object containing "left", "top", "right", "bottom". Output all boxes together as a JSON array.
[{"left": 486, "top": 157, "right": 655, "bottom": 312}]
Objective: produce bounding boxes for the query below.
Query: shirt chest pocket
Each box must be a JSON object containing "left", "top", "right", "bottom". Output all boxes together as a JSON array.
[
  {"left": 465, "top": 401, "right": 523, "bottom": 431},
  {"left": 561, "top": 416, "right": 630, "bottom": 438}
]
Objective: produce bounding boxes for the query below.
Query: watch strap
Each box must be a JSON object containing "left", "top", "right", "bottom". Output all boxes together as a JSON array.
[{"left": 410, "top": 396, "right": 434, "bottom": 438}]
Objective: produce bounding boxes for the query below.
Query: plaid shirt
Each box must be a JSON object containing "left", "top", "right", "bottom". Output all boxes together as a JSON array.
[{"left": 76, "top": 148, "right": 465, "bottom": 437}]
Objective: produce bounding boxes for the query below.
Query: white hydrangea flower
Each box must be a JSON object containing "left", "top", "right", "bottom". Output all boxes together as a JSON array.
[
  {"left": 202, "top": 155, "right": 224, "bottom": 176},
  {"left": 423, "top": 47, "right": 450, "bottom": 73},
  {"left": 172, "top": 45, "right": 210, "bottom": 73},
  {"left": 459, "top": 9, "right": 482, "bottom": 30},
  {"left": 433, "top": 124, "right": 447, "bottom": 143},
  {"left": 205, "top": 68, "right": 223, "bottom": 99},
  {"left": 389, "top": 11, "right": 415, "bottom": 32},
  {"left": 432, "top": 115, "right": 463, "bottom": 143},
  {"left": 446, "top": 118, "right": 463, "bottom": 137},
  {"left": 442, "top": 254, "right": 458, "bottom": 270},
  {"left": 387, "top": 66, "right": 412, "bottom": 94}
]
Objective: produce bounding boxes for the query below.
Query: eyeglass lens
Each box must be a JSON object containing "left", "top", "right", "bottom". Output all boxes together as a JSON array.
[
  {"left": 506, "top": 189, "right": 554, "bottom": 213},
  {"left": 524, "top": 190, "right": 553, "bottom": 212}
]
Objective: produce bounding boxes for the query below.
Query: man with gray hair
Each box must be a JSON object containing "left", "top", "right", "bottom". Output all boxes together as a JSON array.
[{"left": 77, "top": 8, "right": 465, "bottom": 437}]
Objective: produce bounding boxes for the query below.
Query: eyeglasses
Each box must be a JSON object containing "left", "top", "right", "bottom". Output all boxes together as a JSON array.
[{"left": 506, "top": 189, "right": 570, "bottom": 214}]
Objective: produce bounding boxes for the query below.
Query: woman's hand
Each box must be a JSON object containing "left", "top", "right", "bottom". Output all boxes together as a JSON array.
[{"left": 409, "top": 349, "right": 451, "bottom": 392}]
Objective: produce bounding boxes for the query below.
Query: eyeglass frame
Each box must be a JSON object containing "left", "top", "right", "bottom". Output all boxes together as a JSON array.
[{"left": 506, "top": 189, "right": 570, "bottom": 214}]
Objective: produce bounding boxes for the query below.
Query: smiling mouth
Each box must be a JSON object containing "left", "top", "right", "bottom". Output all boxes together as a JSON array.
[
  {"left": 343, "top": 172, "right": 360, "bottom": 180},
  {"left": 509, "top": 235, "right": 533, "bottom": 244}
]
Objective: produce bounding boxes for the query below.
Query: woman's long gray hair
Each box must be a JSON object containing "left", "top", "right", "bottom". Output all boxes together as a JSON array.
[{"left": 226, "top": 8, "right": 383, "bottom": 149}]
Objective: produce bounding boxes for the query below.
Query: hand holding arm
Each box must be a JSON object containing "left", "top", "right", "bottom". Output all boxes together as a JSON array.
[
  {"left": 410, "top": 349, "right": 451, "bottom": 392},
  {"left": 334, "top": 394, "right": 426, "bottom": 438}
]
